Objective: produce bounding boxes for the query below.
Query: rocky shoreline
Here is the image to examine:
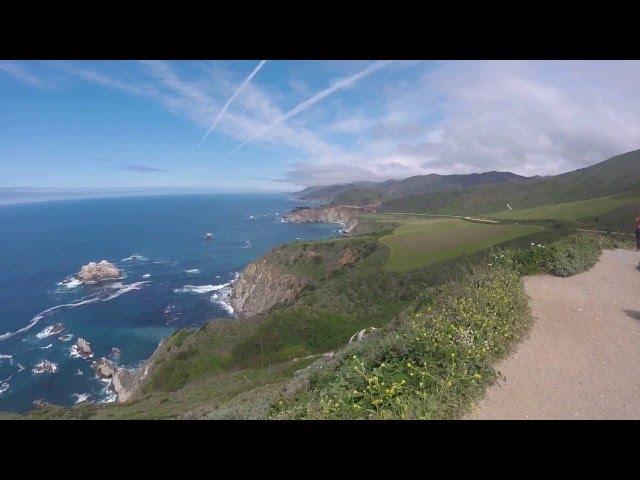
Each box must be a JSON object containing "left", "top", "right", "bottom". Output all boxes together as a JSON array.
[
  {"left": 282, "top": 204, "right": 361, "bottom": 234},
  {"left": 71, "top": 207, "right": 363, "bottom": 405}
]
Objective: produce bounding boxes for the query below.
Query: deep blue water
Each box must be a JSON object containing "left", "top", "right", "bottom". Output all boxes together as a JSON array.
[{"left": 0, "top": 193, "right": 337, "bottom": 412}]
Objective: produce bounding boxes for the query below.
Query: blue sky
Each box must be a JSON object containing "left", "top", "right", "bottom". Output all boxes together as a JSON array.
[{"left": 2, "top": 60, "right": 640, "bottom": 197}]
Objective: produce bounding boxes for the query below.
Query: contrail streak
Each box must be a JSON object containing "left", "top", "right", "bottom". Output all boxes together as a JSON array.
[
  {"left": 229, "top": 60, "right": 393, "bottom": 154},
  {"left": 200, "top": 60, "right": 267, "bottom": 145}
]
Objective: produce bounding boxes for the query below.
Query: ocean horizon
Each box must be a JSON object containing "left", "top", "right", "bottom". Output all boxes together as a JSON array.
[{"left": 0, "top": 193, "right": 338, "bottom": 412}]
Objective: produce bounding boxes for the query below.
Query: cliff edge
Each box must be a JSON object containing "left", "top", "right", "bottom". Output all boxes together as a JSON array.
[{"left": 282, "top": 205, "right": 361, "bottom": 234}]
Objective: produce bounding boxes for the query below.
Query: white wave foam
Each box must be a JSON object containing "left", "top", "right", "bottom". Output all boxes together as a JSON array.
[
  {"left": 57, "top": 276, "right": 82, "bottom": 289},
  {"left": 101, "top": 281, "right": 149, "bottom": 301},
  {"left": 36, "top": 324, "right": 65, "bottom": 340},
  {"left": 0, "top": 354, "right": 13, "bottom": 365},
  {"left": 39, "top": 344, "right": 53, "bottom": 349},
  {"left": 69, "top": 344, "right": 93, "bottom": 359},
  {"left": 100, "top": 392, "right": 117, "bottom": 404},
  {"left": 242, "top": 241, "right": 253, "bottom": 249},
  {"left": 75, "top": 369, "right": 83, "bottom": 375},
  {"left": 121, "top": 254, "right": 148, "bottom": 262},
  {"left": 208, "top": 273, "right": 239, "bottom": 315},
  {"left": 174, "top": 285, "right": 217, "bottom": 294},
  {"left": 16, "top": 363, "right": 25, "bottom": 373},
  {"left": 72, "top": 392, "right": 91, "bottom": 404},
  {"left": 142, "top": 273, "right": 151, "bottom": 278},
  {"left": 58, "top": 334, "right": 73, "bottom": 342},
  {"left": 0, "top": 382, "right": 9, "bottom": 394},
  {"left": 32, "top": 360, "right": 58, "bottom": 374},
  {"left": 1, "top": 282, "right": 150, "bottom": 343},
  {"left": 174, "top": 278, "right": 233, "bottom": 295},
  {"left": 184, "top": 268, "right": 200, "bottom": 274}
]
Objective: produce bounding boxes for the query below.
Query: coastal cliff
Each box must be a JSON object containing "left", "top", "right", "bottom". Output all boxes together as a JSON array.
[
  {"left": 282, "top": 205, "right": 361, "bottom": 234},
  {"left": 229, "top": 258, "right": 308, "bottom": 317}
]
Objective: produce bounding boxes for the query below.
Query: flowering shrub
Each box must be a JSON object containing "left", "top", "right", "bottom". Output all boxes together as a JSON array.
[
  {"left": 490, "top": 234, "right": 609, "bottom": 278},
  {"left": 489, "top": 243, "right": 548, "bottom": 275},
  {"left": 542, "top": 235, "right": 604, "bottom": 277},
  {"left": 270, "top": 265, "right": 528, "bottom": 419}
]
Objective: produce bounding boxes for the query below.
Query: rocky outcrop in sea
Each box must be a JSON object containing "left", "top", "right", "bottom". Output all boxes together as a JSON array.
[
  {"left": 92, "top": 357, "right": 142, "bottom": 404},
  {"left": 76, "top": 260, "right": 122, "bottom": 283},
  {"left": 32, "top": 360, "right": 58, "bottom": 374},
  {"left": 71, "top": 338, "right": 93, "bottom": 359}
]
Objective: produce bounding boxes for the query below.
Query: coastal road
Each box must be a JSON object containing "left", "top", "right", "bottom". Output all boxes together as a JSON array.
[{"left": 469, "top": 249, "right": 640, "bottom": 419}]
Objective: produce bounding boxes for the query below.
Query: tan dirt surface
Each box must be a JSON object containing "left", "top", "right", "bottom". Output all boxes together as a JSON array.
[{"left": 469, "top": 249, "right": 640, "bottom": 419}]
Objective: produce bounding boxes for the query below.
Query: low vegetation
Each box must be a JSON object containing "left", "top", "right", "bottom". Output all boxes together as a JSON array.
[
  {"left": 269, "top": 231, "right": 615, "bottom": 420},
  {"left": 491, "top": 234, "right": 611, "bottom": 277},
  {"left": 270, "top": 264, "right": 529, "bottom": 419}
]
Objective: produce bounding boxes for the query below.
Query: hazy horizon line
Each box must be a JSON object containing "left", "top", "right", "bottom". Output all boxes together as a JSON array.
[{"left": 0, "top": 186, "right": 296, "bottom": 207}]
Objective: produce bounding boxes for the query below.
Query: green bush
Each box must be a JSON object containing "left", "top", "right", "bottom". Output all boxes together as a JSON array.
[
  {"left": 270, "top": 265, "right": 529, "bottom": 419},
  {"left": 491, "top": 234, "right": 608, "bottom": 278},
  {"left": 543, "top": 235, "right": 603, "bottom": 277}
]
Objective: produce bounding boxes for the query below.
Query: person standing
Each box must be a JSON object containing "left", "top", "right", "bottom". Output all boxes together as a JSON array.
[{"left": 636, "top": 213, "right": 640, "bottom": 250}]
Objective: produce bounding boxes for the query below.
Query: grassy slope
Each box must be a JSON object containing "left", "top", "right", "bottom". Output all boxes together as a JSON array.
[
  {"left": 272, "top": 264, "right": 530, "bottom": 419},
  {"left": 380, "top": 217, "right": 545, "bottom": 272},
  {"left": 492, "top": 194, "right": 635, "bottom": 222}
]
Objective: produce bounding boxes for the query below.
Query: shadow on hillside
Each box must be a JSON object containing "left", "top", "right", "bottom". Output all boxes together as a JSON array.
[{"left": 624, "top": 310, "right": 640, "bottom": 321}]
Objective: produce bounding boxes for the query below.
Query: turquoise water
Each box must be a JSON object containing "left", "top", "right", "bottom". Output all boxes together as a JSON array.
[{"left": 0, "top": 194, "right": 337, "bottom": 412}]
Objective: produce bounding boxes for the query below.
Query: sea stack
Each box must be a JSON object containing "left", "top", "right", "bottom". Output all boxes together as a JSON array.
[
  {"left": 93, "top": 357, "right": 117, "bottom": 379},
  {"left": 74, "top": 338, "right": 93, "bottom": 359},
  {"left": 76, "top": 260, "right": 122, "bottom": 283}
]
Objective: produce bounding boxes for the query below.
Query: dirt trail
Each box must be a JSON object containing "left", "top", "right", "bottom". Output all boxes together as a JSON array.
[{"left": 469, "top": 249, "right": 640, "bottom": 419}]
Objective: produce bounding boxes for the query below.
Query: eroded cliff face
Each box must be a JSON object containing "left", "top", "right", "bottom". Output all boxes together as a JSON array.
[
  {"left": 229, "top": 258, "right": 308, "bottom": 317},
  {"left": 282, "top": 205, "right": 361, "bottom": 234}
]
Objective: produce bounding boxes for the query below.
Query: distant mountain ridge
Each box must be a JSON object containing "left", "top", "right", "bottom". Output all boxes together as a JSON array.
[
  {"left": 294, "top": 171, "right": 528, "bottom": 206},
  {"left": 378, "top": 149, "right": 640, "bottom": 216},
  {"left": 292, "top": 149, "right": 640, "bottom": 216}
]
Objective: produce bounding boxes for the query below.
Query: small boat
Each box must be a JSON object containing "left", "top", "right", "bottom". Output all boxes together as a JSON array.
[{"left": 204, "top": 233, "right": 214, "bottom": 240}]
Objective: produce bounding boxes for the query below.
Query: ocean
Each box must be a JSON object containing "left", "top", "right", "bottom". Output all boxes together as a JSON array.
[{"left": 0, "top": 193, "right": 337, "bottom": 413}]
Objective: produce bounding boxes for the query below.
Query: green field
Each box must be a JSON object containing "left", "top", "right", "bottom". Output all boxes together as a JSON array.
[
  {"left": 492, "top": 195, "right": 635, "bottom": 222},
  {"left": 380, "top": 217, "right": 545, "bottom": 271}
]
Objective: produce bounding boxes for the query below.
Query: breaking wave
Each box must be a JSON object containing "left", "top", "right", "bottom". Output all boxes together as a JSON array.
[
  {"left": 209, "top": 273, "right": 239, "bottom": 315},
  {"left": 57, "top": 276, "right": 82, "bottom": 289},
  {"left": 0, "top": 354, "right": 13, "bottom": 365},
  {"left": 121, "top": 254, "right": 148, "bottom": 262},
  {"left": 72, "top": 392, "right": 91, "bottom": 404},
  {"left": 0, "top": 281, "right": 150, "bottom": 342}
]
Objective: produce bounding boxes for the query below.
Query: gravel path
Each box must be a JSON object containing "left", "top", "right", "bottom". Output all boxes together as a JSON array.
[{"left": 469, "top": 249, "right": 640, "bottom": 419}]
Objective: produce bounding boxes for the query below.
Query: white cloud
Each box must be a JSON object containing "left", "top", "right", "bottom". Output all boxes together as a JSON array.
[
  {"left": 0, "top": 62, "right": 46, "bottom": 87},
  {"left": 230, "top": 60, "right": 394, "bottom": 153},
  {"left": 283, "top": 61, "right": 640, "bottom": 186},
  {"left": 201, "top": 60, "right": 267, "bottom": 144}
]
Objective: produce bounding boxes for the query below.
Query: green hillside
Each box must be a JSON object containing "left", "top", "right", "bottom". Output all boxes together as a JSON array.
[
  {"left": 294, "top": 172, "right": 526, "bottom": 203},
  {"left": 331, "top": 188, "right": 387, "bottom": 206},
  {"left": 378, "top": 149, "right": 640, "bottom": 218}
]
